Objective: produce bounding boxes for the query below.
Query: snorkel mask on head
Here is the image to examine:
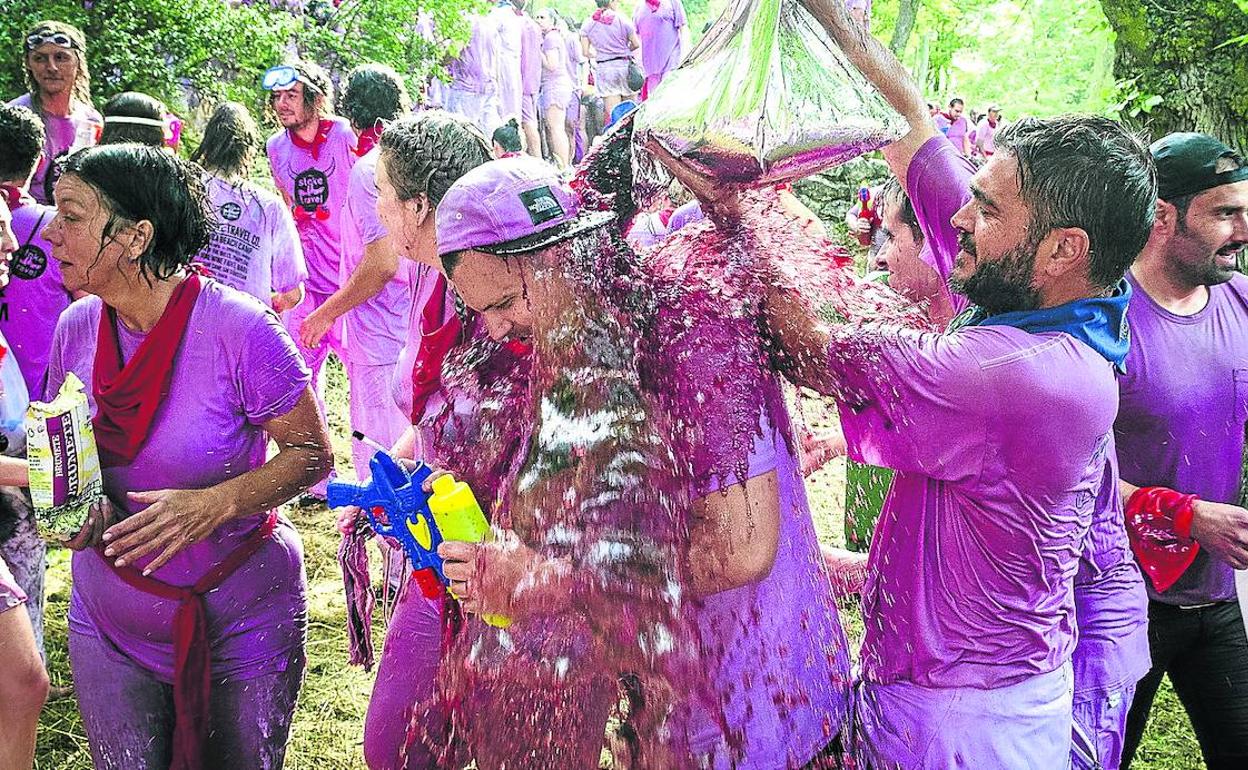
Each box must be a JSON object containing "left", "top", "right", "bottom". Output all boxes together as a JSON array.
[{"left": 261, "top": 65, "right": 324, "bottom": 96}]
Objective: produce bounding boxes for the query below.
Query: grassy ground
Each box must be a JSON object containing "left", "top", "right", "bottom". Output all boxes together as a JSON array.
[{"left": 32, "top": 358, "right": 1205, "bottom": 768}]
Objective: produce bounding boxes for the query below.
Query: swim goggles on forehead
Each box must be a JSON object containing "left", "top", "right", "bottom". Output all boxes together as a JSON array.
[
  {"left": 25, "top": 31, "right": 81, "bottom": 51},
  {"left": 261, "top": 65, "right": 323, "bottom": 95}
]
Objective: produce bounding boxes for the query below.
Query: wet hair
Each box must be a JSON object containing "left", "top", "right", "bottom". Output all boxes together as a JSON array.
[
  {"left": 339, "top": 64, "right": 410, "bottom": 132},
  {"left": 377, "top": 110, "right": 492, "bottom": 206},
  {"left": 192, "top": 102, "right": 260, "bottom": 178},
  {"left": 276, "top": 60, "right": 334, "bottom": 116},
  {"left": 595, "top": 0, "right": 612, "bottom": 8},
  {"left": 948, "top": 97, "right": 964, "bottom": 108},
  {"left": 997, "top": 115, "right": 1157, "bottom": 291},
  {"left": 61, "top": 144, "right": 211, "bottom": 282},
  {"left": 0, "top": 104, "right": 45, "bottom": 183},
  {"left": 878, "top": 177, "right": 920, "bottom": 244},
  {"left": 99, "top": 91, "right": 167, "bottom": 147},
  {"left": 24, "top": 21, "right": 92, "bottom": 113},
  {"left": 492, "top": 119, "right": 523, "bottom": 153}
]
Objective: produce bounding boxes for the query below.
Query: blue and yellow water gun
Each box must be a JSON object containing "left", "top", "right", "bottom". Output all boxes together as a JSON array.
[{"left": 327, "top": 450, "right": 510, "bottom": 627}]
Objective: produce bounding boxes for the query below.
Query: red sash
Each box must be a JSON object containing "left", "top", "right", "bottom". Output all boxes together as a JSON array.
[
  {"left": 101, "top": 511, "right": 278, "bottom": 770},
  {"left": 410, "top": 274, "right": 462, "bottom": 423},
  {"left": 93, "top": 274, "right": 202, "bottom": 468}
]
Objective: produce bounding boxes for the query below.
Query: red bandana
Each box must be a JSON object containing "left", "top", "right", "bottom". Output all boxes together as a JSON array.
[
  {"left": 592, "top": 8, "right": 616, "bottom": 23},
  {"left": 289, "top": 119, "right": 335, "bottom": 161},
  {"left": 410, "top": 274, "right": 463, "bottom": 423},
  {"left": 354, "top": 124, "right": 383, "bottom": 158},
  {"left": 92, "top": 274, "right": 203, "bottom": 468},
  {"left": 0, "top": 183, "right": 23, "bottom": 211}
]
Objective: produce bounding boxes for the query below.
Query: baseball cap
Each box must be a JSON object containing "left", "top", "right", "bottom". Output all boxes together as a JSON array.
[
  {"left": 1150, "top": 132, "right": 1248, "bottom": 201},
  {"left": 437, "top": 156, "right": 615, "bottom": 257}
]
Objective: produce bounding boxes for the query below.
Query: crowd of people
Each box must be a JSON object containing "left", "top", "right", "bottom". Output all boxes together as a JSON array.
[{"left": 0, "top": 1, "right": 1246, "bottom": 769}]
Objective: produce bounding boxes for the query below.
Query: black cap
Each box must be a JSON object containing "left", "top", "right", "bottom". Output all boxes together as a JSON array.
[{"left": 1150, "top": 132, "right": 1248, "bottom": 201}]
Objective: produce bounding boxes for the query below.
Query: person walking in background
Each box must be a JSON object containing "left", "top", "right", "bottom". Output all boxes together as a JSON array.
[
  {"left": 974, "top": 104, "right": 1004, "bottom": 159},
  {"left": 192, "top": 102, "right": 307, "bottom": 311},
  {"left": 8, "top": 21, "right": 102, "bottom": 205},
  {"left": 536, "top": 9, "right": 574, "bottom": 168},
  {"left": 934, "top": 96, "right": 971, "bottom": 156},
  {"left": 581, "top": 0, "right": 641, "bottom": 120},
  {"left": 633, "top": 0, "right": 687, "bottom": 99}
]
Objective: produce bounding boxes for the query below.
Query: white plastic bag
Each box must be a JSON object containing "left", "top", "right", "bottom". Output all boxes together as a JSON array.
[{"left": 633, "top": 0, "right": 905, "bottom": 185}]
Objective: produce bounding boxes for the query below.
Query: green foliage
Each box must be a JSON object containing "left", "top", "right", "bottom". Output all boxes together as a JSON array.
[
  {"left": 0, "top": 0, "right": 478, "bottom": 121},
  {"left": 871, "top": 0, "right": 1115, "bottom": 116}
]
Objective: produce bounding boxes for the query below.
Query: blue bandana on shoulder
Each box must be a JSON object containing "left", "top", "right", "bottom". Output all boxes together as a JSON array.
[{"left": 948, "top": 278, "right": 1132, "bottom": 373}]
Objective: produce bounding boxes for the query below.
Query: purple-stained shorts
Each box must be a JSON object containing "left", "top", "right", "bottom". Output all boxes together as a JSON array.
[
  {"left": 856, "top": 663, "right": 1074, "bottom": 769},
  {"left": 1071, "top": 683, "right": 1137, "bottom": 770}
]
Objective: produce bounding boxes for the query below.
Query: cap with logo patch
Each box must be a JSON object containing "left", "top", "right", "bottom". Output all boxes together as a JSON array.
[
  {"left": 1150, "top": 132, "right": 1248, "bottom": 201},
  {"left": 436, "top": 156, "right": 615, "bottom": 257}
]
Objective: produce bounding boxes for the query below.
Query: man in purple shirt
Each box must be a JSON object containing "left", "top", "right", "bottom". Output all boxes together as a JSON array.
[
  {"left": 1118, "top": 133, "right": 1248, "bottom": 770},
  {"left": 786, "top": 1, "right": 1159, "bottom": 765},
  {"left": 933, "top": 97, "right": 971, "bottom": 156}
]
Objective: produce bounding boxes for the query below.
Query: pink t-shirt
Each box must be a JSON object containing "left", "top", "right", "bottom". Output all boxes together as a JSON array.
[
  {"left": 540, "top": 30, "right": 573, "bottom": 94},
  {"left": 0, "top": 193, "right": 69, "bottom": 395},
  {"left": 633, "top": 0, "right": 687, "bottom": 78},
  {"left": 46, "top": 282, "right": 311, "bottom": 681},
  {"left": 8, "top": 93, "right": 102, "bottom": 205},
  {"left": 581, "top": 12, "right": 636, "bottom": 61},
  {"left": 266, "top": 117, "right": 358, "bottom": 296},
  {"left": 196, "top": 175, "right": 307, "bottom": 302},
  {"left": 934, "top": 111, "right": 970, "bottom": 153},
  {"left": 340, "top": 148, "right": 412, "bottom": 366},
  {"left": 563, "top": 28, "right": 585, "bottom": 87},
  {"left": 520, "top": 14, "right": 543, "bottom": 97}
]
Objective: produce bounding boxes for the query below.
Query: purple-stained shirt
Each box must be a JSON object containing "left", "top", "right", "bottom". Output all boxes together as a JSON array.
[
  {"left": 45, "top": 282, "right": 311, "bottom": 681},
  {"left": 667, "top": 200, "right": 705, "bottom": 234},
  {"left": 0, "top": 194, "right": 69, "bottom": 396},
  {"left": 906, "top": 135, "right": 1149, "bottom": 697},
  {"left": 563, "top": 28, "right": 585, "bottom": 88},
  {"left": 1116, "top": 271, "right": 1248, "bottom": 606},
  {"left": 581, "top": 12, "right": 637, "bottom": 61},
  {"left": 266, "top": 117, "right": 357, "bottom": 297},
  {"left": 905, "top": 136, "right": 971, "bottom": 315},
  {"left": 934, "top": 112, "right": 970, "bottom": 154},
  {"left": 540, "top": 29, "right": 573, "bottom": 95},
  {"left": 520, "top": 14, "right": 543, "bottom": 97},
  {"left": 449, "top": 15, "right": 502, "bottom": 95},
  {"left": 491, "top": 4, "right": 526, "bottom": 117},
  {"left": 8, "top": 93, "right": 102, "bottom": 205},
  {"left": 197, "top": 175, "right": 307, "bottom": 302},
  {"left": 975, "top": 116, "right": 1002, "bottom": 155},
  {"left": 683, "top": 403, "right": 850, "bottom": 767},
  {"left": 340, "top": 148, "right": 411, "bottom": 366},
  {"left": 829, "top": 324, "right": 1116, "bottom": 688},
  {"left": 634, "top": 0, "right": 687, "bottom": 78}
]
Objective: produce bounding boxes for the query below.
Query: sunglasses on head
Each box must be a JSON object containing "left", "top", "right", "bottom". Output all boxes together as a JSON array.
[
  {"left": 26, "top": 31, "right": 80, "bottom": 51},
  {"left": 261, "top": 65, "right": 322, "bottom": 95}
]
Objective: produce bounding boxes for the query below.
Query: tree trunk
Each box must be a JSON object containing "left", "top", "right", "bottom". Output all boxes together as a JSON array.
[
  {"left": 889, "top": 0, "right": 920, "bottom": 56},
  {"left": 1099, "top": 0, "right": 1248, "bottom": 154}
]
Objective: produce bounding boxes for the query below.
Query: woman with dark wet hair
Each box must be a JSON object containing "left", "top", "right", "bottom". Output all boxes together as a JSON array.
[
  {"left": 99, "top": 91, "right": 171, "bottom": 149},
  {"left": 42, "top": 143, "right": 332, "bottom": 769}
]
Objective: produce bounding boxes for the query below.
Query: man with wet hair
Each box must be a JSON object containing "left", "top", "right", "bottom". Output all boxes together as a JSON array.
[
  {"left": 768, "top": 1, "right": 1159, "bottom": 766},
  {"left": 1118, "top": 134, "right": 1248, "bottom": 770},
  {"left": 299, "top": 63, "right": 414, "bottom": 481},
  {"left": 8, "top": 20, "right": 102, "bottom": 204},
  {"left": 264, "top": 59, "right": 358, "bottom": 496}
]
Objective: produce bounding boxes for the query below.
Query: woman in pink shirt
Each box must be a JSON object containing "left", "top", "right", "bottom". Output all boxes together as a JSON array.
[
  {"left": 43, "top": 144, "right": 331, "bottom": 769},
  {"left": 580, "top": 0, "right": 641, "bottom": 119},
  {"left": 536, "top": 9, "right": 574, "bottom": 168}
]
